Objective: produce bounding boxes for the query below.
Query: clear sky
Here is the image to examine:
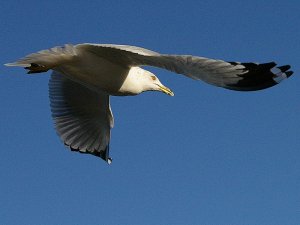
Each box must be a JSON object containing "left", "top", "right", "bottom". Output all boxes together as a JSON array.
[{"left": 0, "top": 1, "right": 299, "bottom": 224}]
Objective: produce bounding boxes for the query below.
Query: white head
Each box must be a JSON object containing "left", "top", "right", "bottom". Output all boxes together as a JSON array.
[{"left": 124, "top": 67, "right": 174, "bottom": 96}]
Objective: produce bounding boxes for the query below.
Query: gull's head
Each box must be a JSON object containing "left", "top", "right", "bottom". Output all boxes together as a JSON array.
[
  {"left": 131, "top": 67, "right": 174, "bottom": 96},
  {"left": 150, "top": 75, "right": 174, "bottom": 96}
]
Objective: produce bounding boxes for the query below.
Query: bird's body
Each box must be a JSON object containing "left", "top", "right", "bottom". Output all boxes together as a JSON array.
[
  {"left": 5, "top": 43, "right": 294, "bottom": 163},
  {"left": 24, "top": 45, "right": 161, "bottom": 96},
  {"left": 56, "top": 50, "right": 130, "bottom": 95}
]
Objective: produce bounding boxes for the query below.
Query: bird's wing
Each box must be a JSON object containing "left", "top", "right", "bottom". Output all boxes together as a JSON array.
[
  {"left": 49, "top": 71, "right": 114, "bottom": 164},
  {"left": 76, "top": 43, "right": 294, "bottom": 91}
]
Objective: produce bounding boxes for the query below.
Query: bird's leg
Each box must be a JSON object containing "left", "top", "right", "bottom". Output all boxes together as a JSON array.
[{"left": 25, "top": 63, "right": 49, "bottom": 74}]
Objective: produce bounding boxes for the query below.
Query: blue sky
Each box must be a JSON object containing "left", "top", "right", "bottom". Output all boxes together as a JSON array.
[{"left": 0, "top": 1, "right": 299, "bottom": 224}]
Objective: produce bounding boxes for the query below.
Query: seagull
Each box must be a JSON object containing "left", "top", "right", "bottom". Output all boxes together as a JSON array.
[{"left": 5, "top": 43, "right": 294, "bottom": 164}]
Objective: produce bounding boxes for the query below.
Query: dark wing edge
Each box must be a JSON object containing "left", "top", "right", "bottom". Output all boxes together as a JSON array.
[{"left": 225, "top": 62, "right": 293, "bottom": 91}]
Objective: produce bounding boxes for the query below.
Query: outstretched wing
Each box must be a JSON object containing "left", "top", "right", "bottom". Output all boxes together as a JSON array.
[
  {"left": 5, "top": 43, "right": 294, "bottom": 91},
  {"left": 76, "top": 43, "right": 293, "bottom": 91},
  {"left": 49, "top": 71, "right": 114, "bottom": 163}
]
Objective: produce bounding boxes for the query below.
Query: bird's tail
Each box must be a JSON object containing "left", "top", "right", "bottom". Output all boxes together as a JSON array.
[{"left": 4, "top": 44, "right": 77, "bottom": 74}]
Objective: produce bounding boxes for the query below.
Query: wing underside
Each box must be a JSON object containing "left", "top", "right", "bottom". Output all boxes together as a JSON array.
[{"left": 49, "top": 71, "right": 114, "bottom": 163}]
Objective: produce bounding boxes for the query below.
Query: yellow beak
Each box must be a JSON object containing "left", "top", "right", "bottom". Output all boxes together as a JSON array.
[{"left": 158, "top": 85, "right": 174, "bottom": 96}]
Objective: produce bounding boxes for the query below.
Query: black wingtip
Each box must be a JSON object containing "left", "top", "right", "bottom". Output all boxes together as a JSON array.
[
  {"left": 277, "top": 65, "right": 291, "bottom": 72},
  {"left": 272, "top": 64, "right": 294, "bottom": 83},
  {"left": 286, "top": 71, "right": 294, "bottom": 78},
  {"left": 226, "top": 62, "right": 293, "bottom": 91}
]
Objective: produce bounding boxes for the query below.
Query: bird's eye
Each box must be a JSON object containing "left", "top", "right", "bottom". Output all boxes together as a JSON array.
[{"left": 151, "top": 76, "right": 157, "bottom": 81}]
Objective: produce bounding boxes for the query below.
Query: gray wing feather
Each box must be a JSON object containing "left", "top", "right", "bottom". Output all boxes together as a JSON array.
[
  {"left": 75, "top": 43, "right": 246, "bottom": 87},
  {"left": 49, "top": 71, "right": 113, "bottom": 163},
  {"left": 76, "top": 43, "right": 293, "bottom": 91}
]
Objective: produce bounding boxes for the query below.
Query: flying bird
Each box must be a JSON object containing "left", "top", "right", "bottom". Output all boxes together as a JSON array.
[{"left": 5, "top": 43, "right": 294, "bottom": 164}]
